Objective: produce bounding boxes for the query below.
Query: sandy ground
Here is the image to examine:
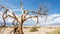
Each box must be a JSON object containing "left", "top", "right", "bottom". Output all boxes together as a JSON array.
[
  {"left": 0, "top": 27, "right": 13, "bottom": 34},
  {"left": 23, "top": 28, "right": 56, "bottom": 34},
  {"left": 0, "top": 27, "right": 59, "bottom": 34}
]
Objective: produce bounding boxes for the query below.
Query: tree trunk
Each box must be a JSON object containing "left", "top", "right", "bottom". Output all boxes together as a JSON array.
[{"left": 19, "top": 22, "right": 23, "bottom": 34}]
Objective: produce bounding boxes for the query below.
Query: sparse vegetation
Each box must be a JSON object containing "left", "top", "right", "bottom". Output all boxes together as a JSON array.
[
  {"left": 29, "top": 27, "right": 38, "bottom": 32},
  {"left": 46, "top": 29, "right": 60, "bottom": 34}
]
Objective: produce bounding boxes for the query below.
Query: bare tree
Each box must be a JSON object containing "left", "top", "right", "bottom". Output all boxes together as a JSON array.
[
  {"left": 0, "top": 4, "right": 9, "bottom": 33},
  {"left": 0, "top": 2, "right": 48, "bottom": 34}
]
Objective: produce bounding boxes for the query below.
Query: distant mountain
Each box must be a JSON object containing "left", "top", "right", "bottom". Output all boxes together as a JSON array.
[
  {"left": 0, "top": 21, "right": 60, "bottom": 26},
  {"left": 0, "top": 22, "right": 12, "bottom": 26},
  {"left": 15, "top": 22, "right": 60, "bottom": 26},
  {"left": 23, "top": 24, "right": 34, "bottom": 26},
  {"left": 49, "top": 23, "right": 60, "bottom": 26},
  {"left": 38, "top": 23, "right": 60, "bottom": 26},
  {"left": 0, "top": 22, "right": 4, "bottom": 26}
]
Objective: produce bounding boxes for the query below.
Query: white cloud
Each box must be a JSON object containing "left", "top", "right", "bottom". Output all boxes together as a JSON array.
[
  {"left": 31, "top": 14, "right": 60, "bottom": 25},
  {"left": 46, "top": 14, "right": 60, "bottom": 24},
  {"left": 10, "top": 8, "right": 20, "bottom": 11},
  {"left": 47, "top": 14, "right": 60, "bottom": 22},
  {"left": 0, "top": 11, "right": 60, "bottom": 26},
  {"left": 0, "top": 11, "right": 14, "bottom": 23},
  {"left": 0, "top": 12, "right": 4, "bottom": 24},
  {"left": 48, "top": 17, "right": 60, "bottom": 24}
]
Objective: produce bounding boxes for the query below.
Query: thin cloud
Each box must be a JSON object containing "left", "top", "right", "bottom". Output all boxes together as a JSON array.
[
  {"left": 32, "top": 14, "right": 60, "bottom": 25},
  {"left": 0, "top": 11, "right": 60, "bottom": 26}
]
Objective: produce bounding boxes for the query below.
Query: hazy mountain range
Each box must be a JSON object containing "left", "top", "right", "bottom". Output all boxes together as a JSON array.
[{"left": 0, "top": 22, "right": 60, "bottom": 26}]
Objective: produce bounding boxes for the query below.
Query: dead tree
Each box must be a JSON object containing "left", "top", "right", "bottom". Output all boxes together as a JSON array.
[
  {"left": 0, "top": 4, "right": 9, "bottom": 33},
  {"left": 0, "top": 2, "right": 48, "bottom": 34}
]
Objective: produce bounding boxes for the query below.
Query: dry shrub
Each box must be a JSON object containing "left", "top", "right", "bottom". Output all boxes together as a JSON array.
[{"left": 29, "top": 27, "right": 38, "bottom": 32}]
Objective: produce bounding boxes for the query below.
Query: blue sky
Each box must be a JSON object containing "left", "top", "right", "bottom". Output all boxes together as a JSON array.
[
  {"left": 0, "top": 0, "right": 60, "bottom": 14},
  {"left": 0, "top": 0, "right": 60, "bottom": 26}
]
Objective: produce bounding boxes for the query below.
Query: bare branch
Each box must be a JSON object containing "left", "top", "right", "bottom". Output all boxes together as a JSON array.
[
  {"left": 5, "top": 15, "right": 14, "bottom": 18},
  {"left": 2, "top": 9, "right": 9, "bottom": 26}
]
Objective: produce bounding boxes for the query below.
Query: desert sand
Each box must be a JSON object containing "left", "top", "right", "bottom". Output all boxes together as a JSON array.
[{"left": 0, "top": 26, "right": 60, "bottom": 34}]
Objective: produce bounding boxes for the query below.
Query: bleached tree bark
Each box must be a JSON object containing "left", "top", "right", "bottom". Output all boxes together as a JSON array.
[{"left": 0, "top": 3, "right": 48, "bottom": 34}]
